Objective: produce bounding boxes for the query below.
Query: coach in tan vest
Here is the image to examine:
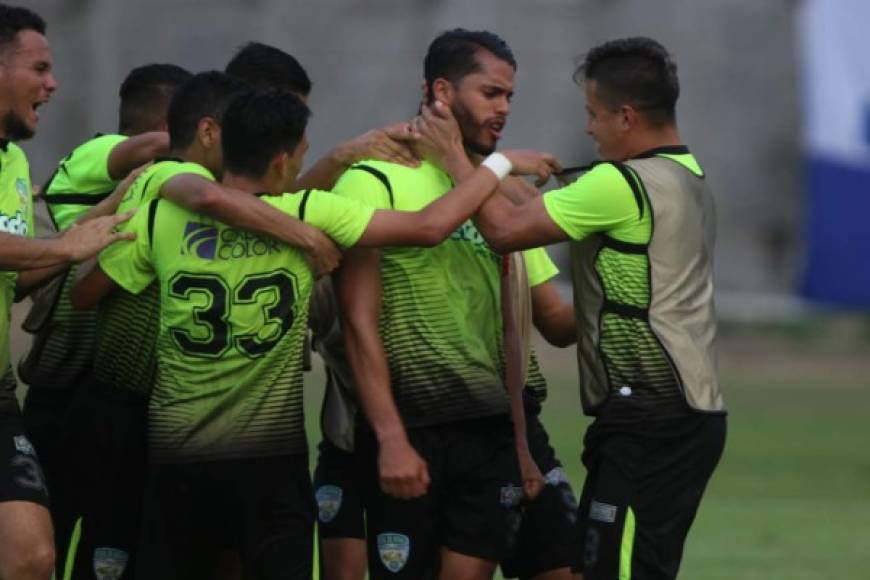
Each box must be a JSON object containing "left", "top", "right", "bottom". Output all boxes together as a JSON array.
[{"left": 416, "top": 35, "right": 726, "bottom": 580}]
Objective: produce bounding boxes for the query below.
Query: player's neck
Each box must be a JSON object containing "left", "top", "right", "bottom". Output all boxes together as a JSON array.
[
  {"left": 620, "top": 125, "right": 683, "bottom": 160},
  {"left": 222, "top": 171, "right": 278, "bottom": 196}
]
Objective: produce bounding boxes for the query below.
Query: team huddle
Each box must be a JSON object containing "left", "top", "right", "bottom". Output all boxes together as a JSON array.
[{"left": 0, "top": 4, "right": 727, "bottom": 580}]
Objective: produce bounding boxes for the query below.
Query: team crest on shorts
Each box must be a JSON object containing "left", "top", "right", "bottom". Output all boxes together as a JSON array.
[
  {"left": 315, "top": 484, "right": 343, "bottom": 523},
  {"left": 93, "top": 547, "right": 129, "bottom": 580},
  {"left": 13, "top": 435, "right": 34, "bottom": 456},
  {"left": 377, "top": 532, "right": 410, "bottom": 573},
  {"left": 500, "top": 484, "right": 523, "bottom": 508}
]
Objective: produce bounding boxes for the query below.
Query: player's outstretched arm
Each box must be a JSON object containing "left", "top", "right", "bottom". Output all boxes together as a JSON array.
[
  {"left": 335, "top": 248, "right": 430, "bottom": 499},
  {"left": 106, "top": 131, "right": 168, "bottom": 180},
  {"left": 531, "top": 280, "right": 576, "bottom": 348},
  {"left": 160, "top": 174, "right": 341, "bottom": 277},
  {"left": 0, "top": 212, "right": 135, "bottom": 273},
  {"left": 294, "top": 122, "right": 420, "bottom": 191},
  {"left": 355, "top": 149, "right": 559, "bottom": 248},
  {"left": 502, "top": 257, "right": 545, "bottom": 501}
]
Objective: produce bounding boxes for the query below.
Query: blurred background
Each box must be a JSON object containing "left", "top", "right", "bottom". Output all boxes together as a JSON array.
[{"left": 11, "top": 0, "right": 870, "bottom": 578}]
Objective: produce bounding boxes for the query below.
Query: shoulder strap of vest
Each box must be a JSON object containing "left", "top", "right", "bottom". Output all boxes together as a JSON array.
[
  {"left": 348, "top": 164, "right": 394, "bottom": 209},
  {"left": 299, "top": 189, "right": 313, "bottom": 222},
  {"left": 608, "top": 161, "right": 645, "bottom": 220}
]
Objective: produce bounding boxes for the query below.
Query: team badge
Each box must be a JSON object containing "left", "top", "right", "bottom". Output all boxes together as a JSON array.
[
  {"left": 93, "top": 547, "right": 129, "bottom": 580},
  {"left": 500, "top": 484, "right": 523, "bottom": 508},
  {"left": 315, "top": 484, "right": 343, "bottom": 523},
  {"left": 377, "top": 532, "right": 410, "bottom": 573},
  {"left": 13, "top": 435, "right": 34, "bottom": 456}
]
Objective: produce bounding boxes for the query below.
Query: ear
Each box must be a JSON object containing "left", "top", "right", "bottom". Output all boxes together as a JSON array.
[
  {"left": 431, "top": 78, "right": 455, "bottom": 107},
  {"left": 620, "top": 105, "right": 638, "bottom": 132},
  {"left": 272, "top": 150, "right": 290, "bottom": 180},
  {"left": 197, "top": 117, "right": 221, "bottom": 148}
]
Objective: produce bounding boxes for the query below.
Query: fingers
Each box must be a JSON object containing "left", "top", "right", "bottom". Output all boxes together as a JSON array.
[
  {"left": 109, "top": 210, "right": 135, "bottom": 226},
  {"left": 111, "top": 231, "right": 137, "bottom": 242}
]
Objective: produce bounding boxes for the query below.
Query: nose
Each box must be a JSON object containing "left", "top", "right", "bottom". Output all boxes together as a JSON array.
[
  {"left": 44, "top": 72, "right": 58, "bottom": 93},
  {"left": 495, "top": 95, "right": 510, "bottom": 116}
]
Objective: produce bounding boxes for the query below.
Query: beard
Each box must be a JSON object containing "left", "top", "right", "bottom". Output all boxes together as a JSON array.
[
  {"left": 451, "top": 99, "right": 496, "bottom": 157},
  {"left": 1, "top": 110, "right": 34, "bottom": 141}
]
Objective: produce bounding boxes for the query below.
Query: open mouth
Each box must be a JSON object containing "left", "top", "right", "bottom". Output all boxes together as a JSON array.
[{"left": 488, "top": 119, "right": 506, "bottom": 140}]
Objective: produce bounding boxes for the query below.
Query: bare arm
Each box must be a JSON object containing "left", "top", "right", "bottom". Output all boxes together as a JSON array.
[
  {"left": 160, "top": 174, "right": 341, "bottom": 277},
  {"left": 502, "top": 257, "right": 545, "bottom": 500},
  {"left": 475, "top": 194, "right": 569, "bottom": 254},
  {"left": 531, "top": 280, "right": 576, "bottom": 347},
  {"left": 335, "top": 248, "right": 430, "bottom": 499},
  {"left": 70, "top": 262, "right": 118, "bottom": 310},
  {"left": 294, "top": 123, "right": 419, "bottom": 191},
  {"left": 106, "top": 132, "right": 168, "bottom": 180}
]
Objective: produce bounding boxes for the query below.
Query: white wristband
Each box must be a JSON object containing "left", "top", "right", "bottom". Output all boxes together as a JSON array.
[{"left": 480, "top": 152, "right": 512, "bottom": 181}]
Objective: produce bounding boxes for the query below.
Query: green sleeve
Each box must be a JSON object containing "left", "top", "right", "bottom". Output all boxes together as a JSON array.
[
  {"left": 331, "top": 165, "right": 393, "bottom": 210},
  {"left": 98, "top": 201, "right": 157, "bottom": 294},
  {"left": 542, "top": 163, "right": 645, "bottom": 243},
  {"left": 522, "top": 247, "right": 559, "bottom": 288},
  {"left": 268, "top": 190, "right": 375, "bottom": 248},
  {"left": 62, "top": 135, "right": 127, "bottom": 192}
]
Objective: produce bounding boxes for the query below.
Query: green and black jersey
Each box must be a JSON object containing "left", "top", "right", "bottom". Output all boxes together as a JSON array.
[
  {"left": 95, "top": 160, "right": 213, "bottom": 397},
  {"left": 543, "top": 146, "right": 723, "bottom": 419},
  {"left": 333, "top": 160, "right": 509, "bottom": 428},
  {"left": 102, "top": 188, "right": 374, "bottom": 463},
  {"left": 19, "top": 134, "right": 126, "bottom": 390},
  {"left": 0, "top": 143, "right": 33, "bottom": 406}
]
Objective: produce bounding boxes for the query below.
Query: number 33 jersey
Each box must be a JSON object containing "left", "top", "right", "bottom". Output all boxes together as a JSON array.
[{"left": 100, "top": 181, "right": 373, "bottom": 463}]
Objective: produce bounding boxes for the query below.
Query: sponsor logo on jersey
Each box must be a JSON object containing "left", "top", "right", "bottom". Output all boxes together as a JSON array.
[
  {"left": 183, "top": 221, "right": 218, "bottom": 259},
  {"left": 0, "top": 209, "right": 28, "bottom": 236},
  {"left": 93, "top": 547, "right": 129, "bottom": 580},
  {"left": 377, "top": 533, "right": 410, "bottom": 573},
  {"left": 500, "top": 484, "right": 524, "bottom": 508},
  {"left": 451, "top": 220, "right": 499, "bottom": 263},
  {"left": 183, "top": 221, "right": 281, "bottom": 261},
  {"left": 315, "top": 484, "right": 343, "bottom": 524},
  {"left": 13, "top": 435, "right": 34, "bottom": 456}
]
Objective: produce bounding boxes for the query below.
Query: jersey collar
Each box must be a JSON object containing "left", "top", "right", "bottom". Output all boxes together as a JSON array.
[{"left": 632, "top": 145, "right": 689, "bottom": 159}]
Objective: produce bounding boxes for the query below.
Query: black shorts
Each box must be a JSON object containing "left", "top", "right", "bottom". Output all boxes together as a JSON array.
[
  {"left": 313, "top": 439, "right": 365, "bottom": 540},
  {"left": 63, "top": 386, "right": 149, "bottom": 580},
  {"left": 151, "top": 453, "right": 314, "bottom": 580},
  {"left": 356, "top": 414, "right": 522, "bottom": 580},
  {"left": 576, "top": 412, "right": 726, "bottom": 580},
  {"left": 501, "top": 406, "right": 581, "bottom": 579},
  {"left": 0, "top": 403, "right": 50, "bottom": 507}
]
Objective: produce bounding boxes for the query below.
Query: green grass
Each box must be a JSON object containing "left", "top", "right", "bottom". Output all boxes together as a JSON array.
[{"left": 303, "top": 343, "right": 870, "bottom": 579}]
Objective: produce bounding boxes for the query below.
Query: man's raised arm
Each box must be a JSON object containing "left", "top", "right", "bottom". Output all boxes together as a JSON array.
[{"left": 160, "top": 173, "right": 341, "bottom": 277}]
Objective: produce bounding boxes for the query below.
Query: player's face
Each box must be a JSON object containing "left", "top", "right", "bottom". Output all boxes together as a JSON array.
[
  {"left": 0, "top": 30, "right": 56, "bottom": 141},
  {"left": 450, "top": 49, "right": 514, "bottom": 156},
  {"left": 584, "top": 80, "right": 627, "bottom": 161}
]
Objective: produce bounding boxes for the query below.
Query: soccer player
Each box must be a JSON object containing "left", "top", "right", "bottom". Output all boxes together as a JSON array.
[
  {"left": 333, "top": 28, "right": 565, "bottom": 579},
  {"left": 224, "top": 41, "right": 420, "bottom": 190},
  {"left": 18, "top": 62, "right": 191, "bottom": 571},
  {"left": 426, "top": 37, "right": 727, "bottom": 580},
  {"left": 73, "top": 89, "right": 556, "bottom": 579},
  {"left": 63, "top": 71, "right": 339, "bottom": 580},
  {"left": 0, "top": 5, "right": 135, "bottom": 580}
]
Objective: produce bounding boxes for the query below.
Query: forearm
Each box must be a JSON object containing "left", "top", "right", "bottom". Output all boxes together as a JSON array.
[
  {"left": 165, "top": 180, "right": 319, "bottom": 251},
  {"left": 0, "top": 234, "right": 72, "bottom": 270},
  {"left": 502, "top": 262, "right": 530, "bottom": 452},
  {"left": 15, "top": 263, "right": 68, "bottom": 300}
]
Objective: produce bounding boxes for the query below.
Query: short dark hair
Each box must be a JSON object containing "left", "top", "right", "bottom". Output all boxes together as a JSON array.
[
  {"left": 577, "top": 37, "right": 680, "bottom": 127},
  {"left": 118, "top": 63, "right": 192, "bottom": 134},
  {"left": 0, "top": 4, "right": 45, "bottom": 50},
  {"left": 222, "top": 90, "right": 310, "bottom": 178},
  {"left": 225, "top": 42, "right": 311, "bottom": 96},
  {"left": 424, "top": 28, "right": 516, "bottom": 103},
  {"left": 167, "top": 71, "right": 248, "bottom": 150}
]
